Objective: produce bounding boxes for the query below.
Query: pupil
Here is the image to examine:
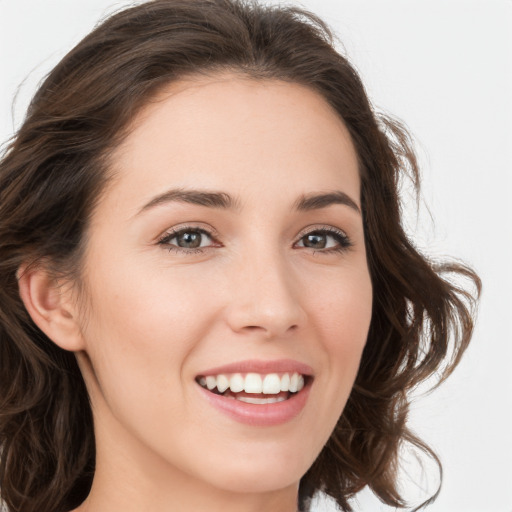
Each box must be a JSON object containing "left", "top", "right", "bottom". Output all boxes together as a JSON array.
[
  {"left": 178, "top": 232, "right": 201, "bottom": 248},
  {"left": 305, "top": 233, "right": 326, "bottom": 249}
]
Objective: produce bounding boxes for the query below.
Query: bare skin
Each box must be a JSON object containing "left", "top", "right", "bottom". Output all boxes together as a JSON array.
[{"left": 21, "top": 73, "right": 372, "bottom": 512}]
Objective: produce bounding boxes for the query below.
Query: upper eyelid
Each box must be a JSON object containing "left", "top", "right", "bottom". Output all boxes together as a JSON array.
[
  {"left": 295, "top": 224, "right": 348, "bottom": 239},
  {"left": 158, "top": 224, "right": 219, "bottom": 242},
  {"left": 158, "top": 224, "right": 349, "bottom": 247},
  {"left": 160, "top": 224, "right": 347, "bottom": 236}
]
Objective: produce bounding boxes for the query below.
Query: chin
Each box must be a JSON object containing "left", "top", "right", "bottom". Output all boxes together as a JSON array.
[
  {"left": 208, "top": 468, "right": 302, "bottom": 495},
  {"left": 191, "top": 442, "right": 312, "bottom": 495}
]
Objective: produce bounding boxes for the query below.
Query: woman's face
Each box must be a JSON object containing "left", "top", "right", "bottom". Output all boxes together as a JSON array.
[{"left": 74, "top": 74, "right": 372, "bottom": 498}]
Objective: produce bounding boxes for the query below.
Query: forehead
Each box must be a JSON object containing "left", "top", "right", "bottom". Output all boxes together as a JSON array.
[{"left": 106, "top": 73, "right": 360, "bottom": 214}]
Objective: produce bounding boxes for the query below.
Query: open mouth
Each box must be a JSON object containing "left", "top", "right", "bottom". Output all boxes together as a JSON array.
[{"left": 196, "top": 372, "right": 311, "bottom": 404}]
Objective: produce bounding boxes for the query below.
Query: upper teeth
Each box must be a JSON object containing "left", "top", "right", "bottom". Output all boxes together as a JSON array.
[{"left": 198, "top": 372, "right": 305, "bottom": 394}]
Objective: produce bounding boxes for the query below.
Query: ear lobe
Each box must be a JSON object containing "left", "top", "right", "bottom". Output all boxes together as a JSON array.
[{"left": 17, "top": 265, "right": 85, "bottom": 352}]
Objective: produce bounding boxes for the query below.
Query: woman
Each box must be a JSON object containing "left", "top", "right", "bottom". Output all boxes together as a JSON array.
[{"left": 0, "top": 1, "right": 480, "bottom": 511}]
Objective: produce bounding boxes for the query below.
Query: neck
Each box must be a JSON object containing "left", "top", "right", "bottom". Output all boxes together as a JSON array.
[
  {"left": 72, "top": 407, "right": 300, "bottom": 512},
  {"left": 75, "top": 467, "right": 299, "bottom": 512},
  {"left": 76, "top": 481, "right": 298, "bottom": 512}
]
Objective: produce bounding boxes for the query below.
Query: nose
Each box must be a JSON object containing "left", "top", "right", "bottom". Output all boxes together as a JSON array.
[{"left": 224, "top": 248, "right": 306, "bottom": 339}]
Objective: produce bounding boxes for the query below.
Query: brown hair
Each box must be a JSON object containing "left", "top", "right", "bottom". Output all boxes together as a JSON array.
[{"left": 0, "top": 1, "right": 480, "bottom": 511}]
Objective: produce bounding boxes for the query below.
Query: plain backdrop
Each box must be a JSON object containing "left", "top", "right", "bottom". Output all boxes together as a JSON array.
[{"left": 1, "top": 1, "right": 511, "bottom": 511}]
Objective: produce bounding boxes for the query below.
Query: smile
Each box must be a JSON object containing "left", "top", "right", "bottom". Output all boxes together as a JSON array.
[
  {"left": 197, "top": 372, "right": 306, "bottom": 402},
  {"left": 195, "top": 360, "right": 313, "bottom": 426}
]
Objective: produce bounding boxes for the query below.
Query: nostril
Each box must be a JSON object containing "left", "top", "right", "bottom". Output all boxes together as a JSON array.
[{"left": 242, "top": 323, "right": 299, "bottom": 336}]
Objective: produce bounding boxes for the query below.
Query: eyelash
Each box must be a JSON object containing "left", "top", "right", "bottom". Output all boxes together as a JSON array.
[{"left": 157, "top": 224, "right": 353, "bottom": 256}]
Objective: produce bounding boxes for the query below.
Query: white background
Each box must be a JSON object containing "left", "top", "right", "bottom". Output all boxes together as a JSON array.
[{"left": 1, "top": 1, "right": 511, "bottom": 511}]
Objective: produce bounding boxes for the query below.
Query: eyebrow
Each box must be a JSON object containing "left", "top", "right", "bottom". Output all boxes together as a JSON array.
[
  {"left": 138, "top": 188, "right": 360, "bottom": 215},
  {"left": 139, "top": 188, "right": 241, "bottom": 213},
  {"left": 293, "top": 191, "right": 360, "bottom": 214}
]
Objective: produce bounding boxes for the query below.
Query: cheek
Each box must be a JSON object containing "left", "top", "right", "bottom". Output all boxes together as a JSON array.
[
  {"left": 86, "top": 254, "right": 215, "bottom": 339},
  {"left": 307, "top": 264, "right": 372, "bottom": 413},
  {"left": 78, "top": 260, "right": 219, "bottom": 407},
  {"left": 312, "top": 262, "right": 373, "bottom": 351}
]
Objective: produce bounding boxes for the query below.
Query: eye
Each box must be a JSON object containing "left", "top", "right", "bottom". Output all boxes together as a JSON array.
[
  {"left": 295, "top": 228, "right": 352, "bottom": 253},
  {"left": 158, "top": 227, "right": 217, "bottom": 253}
]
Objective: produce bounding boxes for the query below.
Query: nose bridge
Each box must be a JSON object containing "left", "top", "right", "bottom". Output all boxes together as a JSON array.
[{"left": 226, "top": 240, "right": 305, "bottom": 338}]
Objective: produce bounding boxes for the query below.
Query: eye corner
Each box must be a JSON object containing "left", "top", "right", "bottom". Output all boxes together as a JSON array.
[
  {"left": 156, "top": 225, "right": 220, "bottom": 254},
  {"left": 294, "top": 225, "right": 353, "bottom": 254}
]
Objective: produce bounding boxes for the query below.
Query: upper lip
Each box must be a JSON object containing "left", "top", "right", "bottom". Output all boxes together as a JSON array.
[{"left": 196, "top": 359, "right": 314, "bottom": 377}]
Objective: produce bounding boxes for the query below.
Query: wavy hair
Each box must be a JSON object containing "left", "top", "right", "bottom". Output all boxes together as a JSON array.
[{"left": 0, "top": 1, "right": 480, "bottom": 511}]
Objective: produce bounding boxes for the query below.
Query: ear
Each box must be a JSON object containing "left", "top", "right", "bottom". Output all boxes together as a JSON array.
[{"left": 17, "top": 264, "right": 85, "bottom": 352}]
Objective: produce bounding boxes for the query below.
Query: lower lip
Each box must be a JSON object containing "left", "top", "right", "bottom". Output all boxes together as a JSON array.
[{"left": 197, "top": 381, "right": 312, "bottom": 426}]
